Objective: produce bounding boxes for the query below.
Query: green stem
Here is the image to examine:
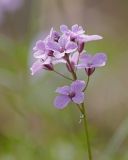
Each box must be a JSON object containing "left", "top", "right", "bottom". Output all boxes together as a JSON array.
[
  {"left": 66, "top": 54, "right": 92, "bottom": 160},
  {"left": 53, "top": 70, "right": 73, "bottom": 81},
  {"left": 81, "top": 103, "right": 92, "bottom": 160},
  {"left": 83, "top": 76, "right": 90, "bottom": 92},
  {"left": 66, "top": 56, "right": 77, "bottom": 80}
]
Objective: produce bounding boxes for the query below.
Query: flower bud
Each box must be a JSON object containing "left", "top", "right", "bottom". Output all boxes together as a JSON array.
[{"left": 85, "top": 68, "right": 95, "bottom": 76}]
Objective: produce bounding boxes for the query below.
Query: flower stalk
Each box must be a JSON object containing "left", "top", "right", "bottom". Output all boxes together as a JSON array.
[
  {"left": 30, "top": 24, "right": 107, "bottom": 160},
  {"left": 81, "top": 103, "right": 92, "bottom": 160}
]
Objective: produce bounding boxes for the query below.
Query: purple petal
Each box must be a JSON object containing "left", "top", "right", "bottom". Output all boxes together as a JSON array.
[
  {"left": 92, "top": 53, "right": 107, "bottom": 67},
  {"left": 47, "top": 41, "right": 61, "bottom": 52},
  {"left": 70, "top": 52, "right": 79, "bottom": 65},
  {"left": 53, "top": 51, "right": 65, "bottom": 58},
  {"left": 72, "top": 92, "right": 84, "bottom": 104},
  {"left": 60, "top": 25, "right": 69, "bottom": 33},
  {"left": 54, "top": 95, "right": 70, "bottom": 109},
  {"left": 30, "top": 60, "right": 43, "bottom": 75},
  {"left": 58, "top": 35, "right": 69, "bottom": 48},
  {"left": 71, "top": 80, "right": 85, "bottom": 92},
  {"left": 80, "top": 34, "right": 103, "bottom": 42},
  {"left": 65, "top": 41, "right": 77, "bottom": 53},
  {"left": 33, "top": 40, "right": 45, "bottom": 51},
  {"left": 56, "top": 86, "right": 70, "bottom": 95},
  {"left": 34, "top": 50, "right": 47, "bottom": 59},
  {"left": 49, "top": 27, "right": 54, "bottom": 37},
  {"left": 71, "top": 24, "right": 79, "bottom": 32},
  {"left": 76, "top": 54, "right": 92, "bottom": 69},
  {"left": 49, "top": 27, "right": 60, "bottom": 41},
  {"left": 43, "top": 57, "right": 52, "bottom": 64},
  {"left": 80, "top": 53, "right": 92, "bottom": 62},
  {"left": 71, "top": 24, "right": 85, "bottom": 34}
]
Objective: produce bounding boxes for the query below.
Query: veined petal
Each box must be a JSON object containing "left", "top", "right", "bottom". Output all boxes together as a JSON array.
[
  {"left": 53, "top": 51, "right": 65, "bottom": 58},
  {"left": 54, "top": 95, "right": 70, "bottom": 109},
  {"left": 60, "top": 25, "right": 69, "bottom": 33},
  {"left": 71, "top": 24, "right": 79, "bottom": 32},
  {"left": 47, "top": 41, "right": 61, "bottom": 52},
  {"left": 92, "top": 53, "right": 107, "bottom": 67},
  {"left": 33, "top": 40, "right": 45, "bottom": 51},
  {"left": 72, "top": 92, "right": 84, "bottom": 104},
  {"left": 34, "top": 50, "right": 47, "bottom": 59},
  {"left": 71, "top": 80, "right": 85, "bottom": 92},
  {"left": 70, "top": 52, "right": 80, "bottom": 65},
  {"left": 43, "top": 56, "right": 52, "bottom": 64},
  {"left": 65, "top": 41, "right": 77, "bottom": 53},
  {"left": 30, "top": 60, "right": 43, "bottom": 75},
  {"left": 79, "top": 53, "right": 92, "bottom": 63},
  {"left": 56, "top": 86, "right": 70, "bottom": 95},
  {"left": 58, "top": 35, "right": 69, "bottom": 48},
  {"left": 80, "top": 34, "right": 103, "bottom": 42}
]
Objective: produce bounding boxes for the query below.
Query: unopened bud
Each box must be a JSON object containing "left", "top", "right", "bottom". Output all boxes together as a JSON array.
[
  {"left": 85, "top": 68, "right": 95, "bottom": 76},
  {"left": 43, "top": 64, "right": 54, "bottom": 71}
]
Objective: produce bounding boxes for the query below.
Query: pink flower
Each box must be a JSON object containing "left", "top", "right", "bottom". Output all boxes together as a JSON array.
[
  {"left": 76, "top": 52, "right": 107, "bottom": 76},
  {"left": 54, "top": 80, "right": 85, "bottom": 109},
  {"left": 47, "top": 34, "right": 77, "bottom": 58}
]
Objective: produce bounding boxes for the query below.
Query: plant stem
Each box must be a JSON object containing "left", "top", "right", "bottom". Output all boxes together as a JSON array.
[
  {"left": 66, "top": 53, "right": 92, "bottom": 160},
  {"left": 66, "top": 56, "right": 77, "bottom": 80},
  {"left": 81, "top": 103, "right": 92, "bottom": 160},
  {"left": 53, "top": 70, "right": 73, "bottom": 81},
  {"left": 84, "top": 76, "right": 90, "bottom": 92}
]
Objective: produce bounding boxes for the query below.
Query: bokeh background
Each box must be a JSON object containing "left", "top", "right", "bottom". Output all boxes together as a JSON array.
[{"left": 0, "top": 0, "right": 128, "bottom": 160}]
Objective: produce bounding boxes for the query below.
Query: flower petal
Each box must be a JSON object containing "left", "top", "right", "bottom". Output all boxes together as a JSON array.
[
  {"left": 71, "top": 80, "right": 85, "bottom": 92},
  {"left": 76, "top": 54, "right": 92, "bottom": 69},
  {"left": 47, "top": 41, "right": 61, "bottom": 52},
  {"left": 92, "top": 53, "right": 107, "bottom": 67},
  {"left": 34, "top": 50, "right": 47, "bottom": 59},
  {"left": 33, "top": 40, "right": 45, "bottom": 51},
  {"left": 71, "top": 24, "right": 79, "bottom": 32},
  {"left": 43, "top": 56, "right": 52, "bottom": 64},
  {"left": 80, "top": 34, "right": 103, "bottom": 42},
  {"left": 60, "top": 25, "right": 69, "bottom": 33},
  {"left": 72, "top": 92, "right": 84, "bottom": 104},
  {"left": 53, "top": 51, "right": 65, "bottom": 58},
  {"left": 69, "top": 52, "right": 79, "bottom": 65},
  {"left": 58, "top": 35, "right": 69, "bottom": 48},
  {"left": 54, "top": 95, "right": 70, "bottom": 109},
  {"left": 56, "top": 86, "right": 70, "bottom": 95},
  {"left": 71, "top": 24, "right": 85, "bottom": 35},
  {"left": 30, "top": 60, "right": 43, "bottom": 75},
  {"left": 65, "top": 41, "right": 77, "bottom": 53}
]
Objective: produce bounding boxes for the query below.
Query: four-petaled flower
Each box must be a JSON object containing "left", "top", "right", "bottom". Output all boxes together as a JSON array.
[
  {"left": 33, "top": 40, "right": 49, "bottom": 59},
  {"left": 76, "top": 52, "right": 107, "bottom": 76},
  {"left": 47, "top": 34, "right": 77, "bottom": 58},
  {"left": 54, "top": 80, "right": 85, "bottom": 109},
  {"left": 60, "top": 24, "right": 103, "bottom": 43},
  {"left": 30, "top": 56, "right": 53, "bottom": 75},
  {"left": 60, "top": 24, "right": 85, "bottom": 40}
]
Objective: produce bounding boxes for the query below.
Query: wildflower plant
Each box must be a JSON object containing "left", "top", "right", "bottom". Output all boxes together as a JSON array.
[{"left": 30, "top": 24, "right": 107, "bottom": 160}]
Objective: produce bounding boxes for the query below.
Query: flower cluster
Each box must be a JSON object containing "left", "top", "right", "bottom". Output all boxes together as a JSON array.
[{"left": 31, "top": 24, "right": 107, "bottom": 109}]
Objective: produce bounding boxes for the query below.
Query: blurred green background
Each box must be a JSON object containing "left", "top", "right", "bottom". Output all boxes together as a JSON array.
[{"left": 0, "top": 0, "right": 128, "bottom": 160}]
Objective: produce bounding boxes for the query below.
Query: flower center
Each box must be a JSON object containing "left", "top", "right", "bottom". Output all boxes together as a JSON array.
[{"left": 69, "top": 92, "right": 75, "bottom": 98}]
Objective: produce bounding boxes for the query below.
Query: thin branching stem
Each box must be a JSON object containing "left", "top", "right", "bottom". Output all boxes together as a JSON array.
[
  {"left": 81, "top": 103, "right": 92, "bottom": 160},
  {"left": 53, "top": 70, "right": 73, "bottom": 81},
  {"left": 83, "top": 76, "right": 90, "bottom": 92}
]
